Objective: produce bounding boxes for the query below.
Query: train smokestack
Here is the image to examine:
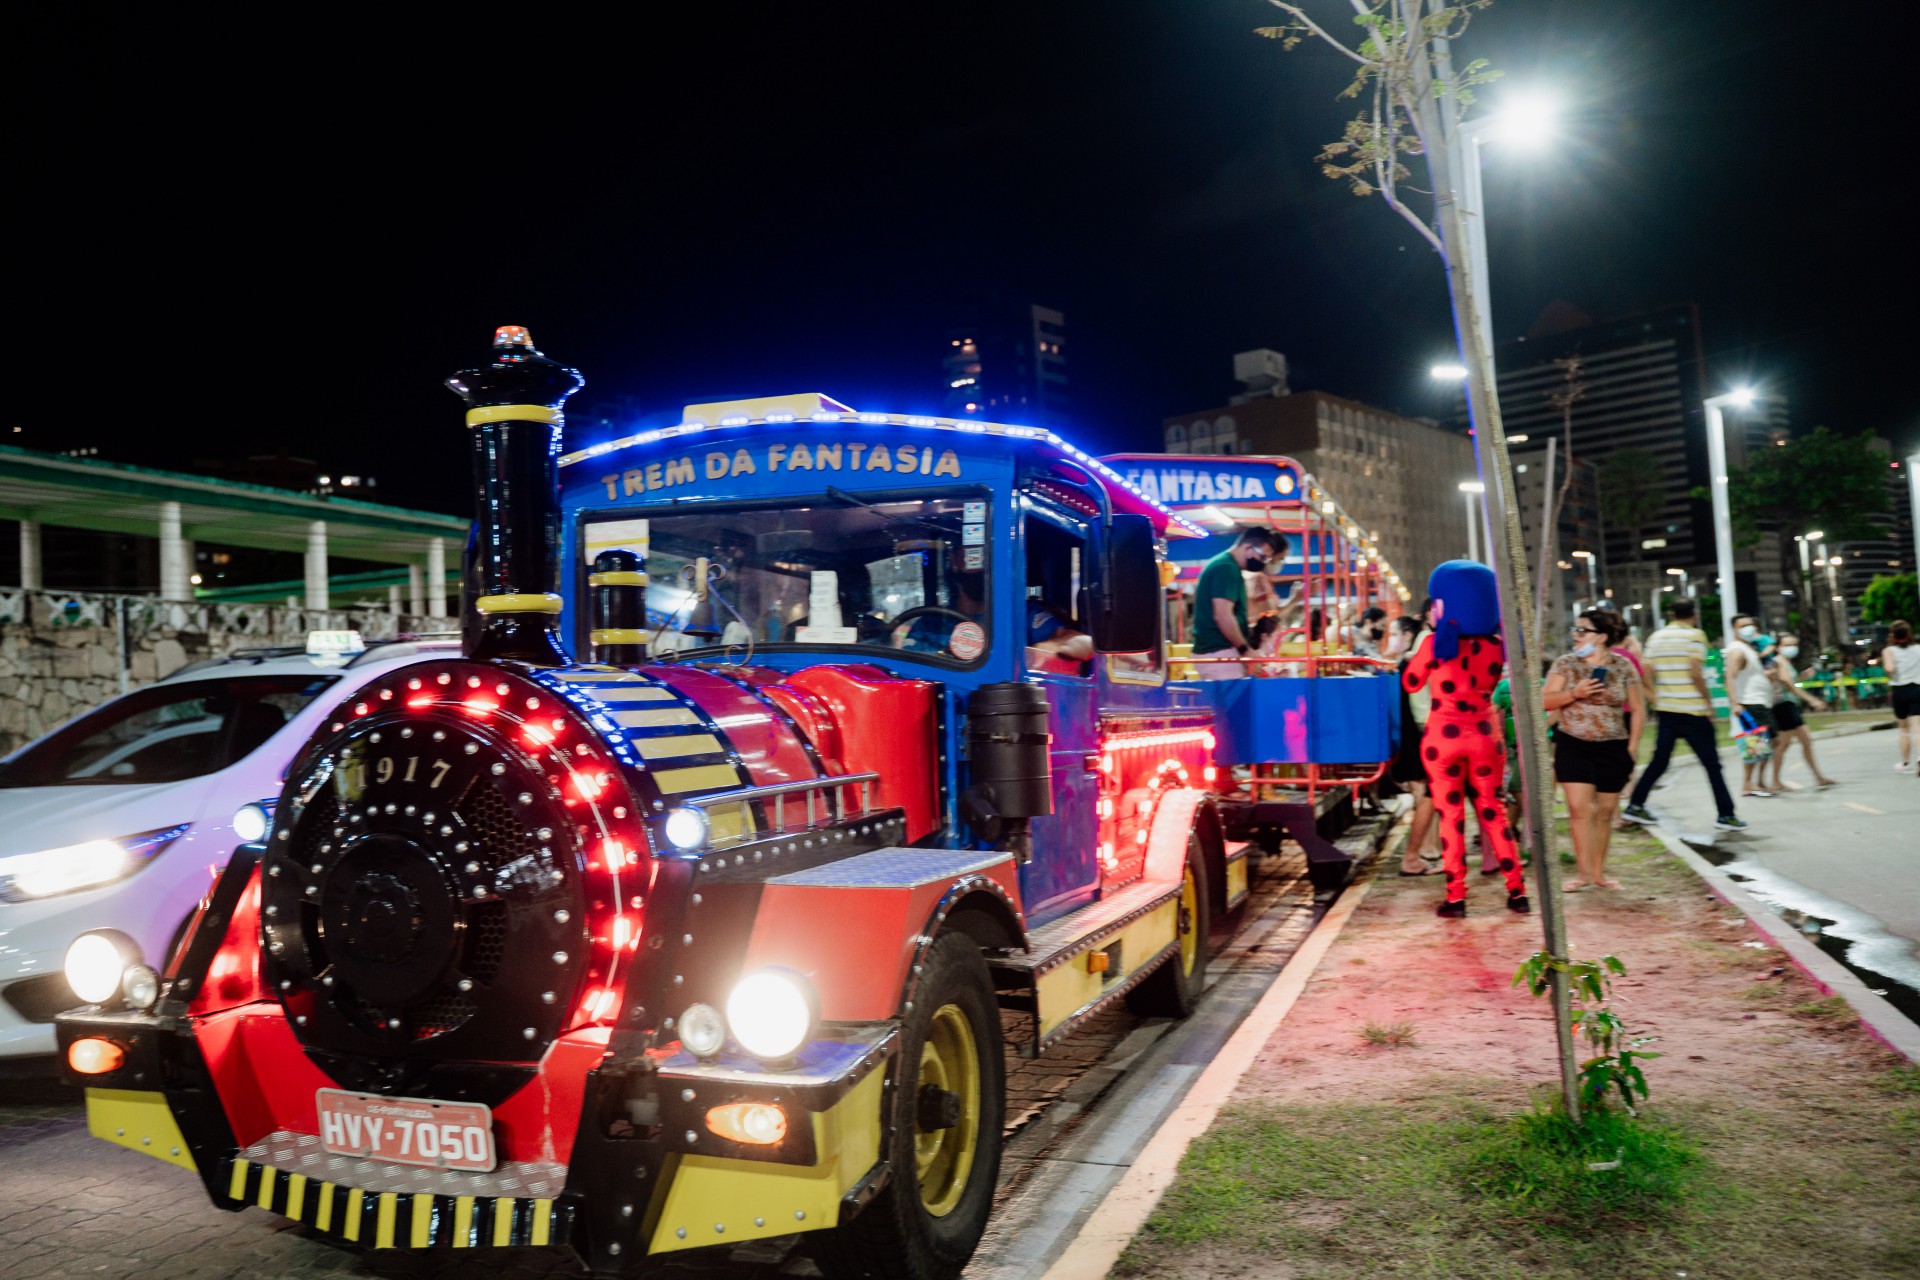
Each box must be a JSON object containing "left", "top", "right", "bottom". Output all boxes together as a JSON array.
[{"left": 445, "top": 326, "right": 583, "bottom": 664}]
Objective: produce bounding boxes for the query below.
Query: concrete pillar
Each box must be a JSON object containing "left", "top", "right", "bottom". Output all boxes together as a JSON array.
[
  {"left": 181, "top": 540, "right": 196, "bottom": 592},
  {"left": 158, "top": 501, "right": 191, "bottom": 601},
  {"left": 389, "top": 584, "right": 403, "bottom": 615},
  {"left": 305, "top": 520, "right": 329, "bottom": 609},
  {"left": 19, "top": 519, "right": 42, "bottom": 590},
  {"left": 426, "top": 537, "right": 448, "bottom": 619},
  {"left": 407, "top": 563, "right": 425, "bottom": 617}
]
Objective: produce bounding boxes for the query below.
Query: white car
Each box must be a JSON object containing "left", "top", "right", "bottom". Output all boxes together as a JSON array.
[{"left": 0, "top": 636, "right": 458, "bottom": 1060}]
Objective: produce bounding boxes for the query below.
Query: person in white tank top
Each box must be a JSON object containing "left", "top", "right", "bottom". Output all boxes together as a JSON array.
[{"left": 1884, "top": 621, "right": 1920, "bottom": 771}]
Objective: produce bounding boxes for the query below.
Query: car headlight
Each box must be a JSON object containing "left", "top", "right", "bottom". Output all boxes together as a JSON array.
[
  {"left": 231, "top": 803, "right": 271, "bottom": 844},
  {"left": 66, "top": 931, "right": 139, "bottom": 1006},
  {"left": 679, "top": 1002, "right": 727, "bottom": 1057},
  {"left": 0, "top": 825, "right": 189, "bottom": 902},
  {"left": 725, "top": 969, "right": 817, "bottom": 1061}
]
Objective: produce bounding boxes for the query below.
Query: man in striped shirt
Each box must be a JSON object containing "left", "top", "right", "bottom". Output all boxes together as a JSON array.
[{"left": 1622, "top": 598, "right": 1746, "bottom": 830}]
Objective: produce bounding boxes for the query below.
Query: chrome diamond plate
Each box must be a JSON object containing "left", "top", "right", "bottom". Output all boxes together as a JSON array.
[{"left": 239, "top": 1129, "right": 568, "bottom": 1199}]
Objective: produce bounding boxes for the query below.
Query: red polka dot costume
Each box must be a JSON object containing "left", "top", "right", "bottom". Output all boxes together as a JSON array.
[{"left": 1403, "top": 629, "right": 1527, "bottom": 908}]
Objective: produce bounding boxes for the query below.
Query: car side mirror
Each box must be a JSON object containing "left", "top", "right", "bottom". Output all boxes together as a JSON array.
[{"left": 1087, "top": 513, "right": 1160, "bottom": 654}]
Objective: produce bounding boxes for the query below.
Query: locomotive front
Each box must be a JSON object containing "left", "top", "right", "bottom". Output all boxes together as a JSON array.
[{"left": 55, "top": 328, "right": 1017, "bottom": 1279}]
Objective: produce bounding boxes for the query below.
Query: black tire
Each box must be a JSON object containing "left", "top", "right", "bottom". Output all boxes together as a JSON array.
[
  {"left": 810, "top": 930, "right": 1005, "bottom": 1280},
  {"left": 1124, "top": 835, "right": 1212, "bottom": 1018}
]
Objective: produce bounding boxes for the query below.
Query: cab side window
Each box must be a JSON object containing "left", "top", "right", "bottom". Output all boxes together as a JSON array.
[{"left": 1023, "top": 514, "right": 1092, "bottom": 676}]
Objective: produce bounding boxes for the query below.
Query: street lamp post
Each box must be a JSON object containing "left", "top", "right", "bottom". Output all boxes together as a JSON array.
[
  {"left": 1819, "top": 545, "right": 1846, "bottom": 648},
  {"left": 1703, "top": 387, "right": 1756, "bottom": 720},
  {"left": 1797, "top": 532, "right": 1824, "bottom": 651},
  {"left": 1458, "top": 481, "right": 1485, "bottom": 562},
  {"left": 1571, "top": 549, "right": 1597, "bottom": 609}
]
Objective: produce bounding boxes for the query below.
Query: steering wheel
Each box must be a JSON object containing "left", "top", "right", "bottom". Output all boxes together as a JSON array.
[{"left": 890, "top": 606, "right": 974, "bottom": 630}]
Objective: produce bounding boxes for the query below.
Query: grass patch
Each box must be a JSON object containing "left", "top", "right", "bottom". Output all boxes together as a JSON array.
[
  {"left": 1359, "top": 1020, "right": 1417, "bottom": 1048},
  {"left": 1120, "top": 1088, "right": 1920, "bottom": 1280},
  {"left": 1790, "top": 995, "right": 1857, "bottom": 1025},
  {"left": 1878, "top": 1064, "right": 1920, "bottom": 1094}
]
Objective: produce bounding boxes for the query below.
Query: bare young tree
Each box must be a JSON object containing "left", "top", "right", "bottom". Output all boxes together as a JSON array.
[
  {"left": 1257, "top": 0, "right": 1583, "bottom": 1121},
  {"left": 1532, "top": 355, "right": 1586, "bottom": 653}
]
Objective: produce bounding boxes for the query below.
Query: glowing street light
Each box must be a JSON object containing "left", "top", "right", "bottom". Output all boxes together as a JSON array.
[
  {"left": 1570, "top": 549, "right": 1598, "bottom": 606},
  {"left": 1458, "top": 480, "right": 1486, "bottom": 563},
  {"left": 1430, "top": 362, "right": 1469, "bottom": 381},
  {"left": 1485, "top": 90, "right": 1561, "bottom": 150}
]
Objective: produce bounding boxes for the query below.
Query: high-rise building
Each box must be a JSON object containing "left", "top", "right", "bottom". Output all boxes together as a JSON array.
[
  {"left": 943, "top": 299, "right": 1067, "bottom": 426},
  {"left": 1831, "top": 437, "right": 1917, "bottom": 642},
  {"left": 1491, "top": 304, "right": 1729, "bottom": 609},
  {"left": 1509, "top": 441, "right": 1603, "bottom": 631},
  {"left": 1162, "top": 353, "right": 1474, "bottom": 597}
]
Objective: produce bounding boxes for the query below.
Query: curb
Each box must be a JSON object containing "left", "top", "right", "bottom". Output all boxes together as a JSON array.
[
  {"left": 1642, "top": 823, "right": 1920, "bottom": 1064},
  {"left": 1036, "top": 842, "right": 1388, "bottom": 1280}
]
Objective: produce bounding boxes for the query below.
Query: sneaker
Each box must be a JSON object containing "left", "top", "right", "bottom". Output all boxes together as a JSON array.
[
  {"left": 1621, "top": 803, "right": 1657, "bottom": 825},
  {"left": 1743, "top": 789, "right": 1773, "bottom": 799},
  {"left": 1898, "top": 762, "right": 1913, "bottom": 773},
  {"left": 1714, "top": 814, "right": 1748, "bottom": 831},
  {"left": 1435, "top": 899, "right": 1467, "bottom": 919},
  {"left": 1507, "top": 892, "right": 1532, "bottom": 913}
]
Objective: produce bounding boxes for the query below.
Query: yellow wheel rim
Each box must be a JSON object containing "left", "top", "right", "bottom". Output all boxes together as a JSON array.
[
  {"left": 914, "top": 1003, "right": 981, "bottom": 1218},
  {"left": 1177, "top": 864, "right": 1200, "bottom": 976}
]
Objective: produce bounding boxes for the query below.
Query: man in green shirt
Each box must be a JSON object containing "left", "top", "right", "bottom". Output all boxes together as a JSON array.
[{"left": 1192, "top": 527, "right": 1283, "bottom": 680}]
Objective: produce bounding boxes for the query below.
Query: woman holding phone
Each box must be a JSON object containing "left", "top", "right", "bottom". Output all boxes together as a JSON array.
[{"left": 1542, "top": 609, "right": 1645, "bottom": 890}]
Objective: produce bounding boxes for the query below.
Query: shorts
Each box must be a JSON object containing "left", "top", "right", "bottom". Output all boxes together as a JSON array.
[
  {"left": 1389, "top": 720, "right": 1427, "bottom": 785},
  {"left": 1553, "top": 732, "right": 1634, "bottom": 793},
  {"left": 1740, "top": 703, "right": 1775, "bottom": 737},
  {"left": 1772, "top": 699, "right": 1805, "bottom": 732},
  {"left": 1894, "top": 684, "right": 1920, "bottom": 720}
]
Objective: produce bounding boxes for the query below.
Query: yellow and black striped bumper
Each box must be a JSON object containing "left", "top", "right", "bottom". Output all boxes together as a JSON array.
[{"left": 223, "top": 1157, "right": 571, "bottom": 1250}]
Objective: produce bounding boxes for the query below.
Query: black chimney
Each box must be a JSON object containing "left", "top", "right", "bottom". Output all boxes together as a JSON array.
[{"left": 445, "top": 326, "right": 583, "bottom": 665}]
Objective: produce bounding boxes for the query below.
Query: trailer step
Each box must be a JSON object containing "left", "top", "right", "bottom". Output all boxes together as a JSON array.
[{"left": 1000, "top": 876, "right": 1184, "bottom": 979}]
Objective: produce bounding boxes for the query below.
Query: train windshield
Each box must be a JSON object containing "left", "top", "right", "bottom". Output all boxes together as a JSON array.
[{"left": 595, "top": 493, "right": 991, "bottom": 665}]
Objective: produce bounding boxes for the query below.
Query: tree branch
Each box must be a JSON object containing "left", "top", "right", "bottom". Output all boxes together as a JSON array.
[{"left": 1261, "top": 0, "right": 1374, "bottom": 64}]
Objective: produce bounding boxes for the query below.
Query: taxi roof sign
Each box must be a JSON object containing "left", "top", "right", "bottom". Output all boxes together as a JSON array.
[{"left": 306, "top": 630, "right": 366, "bottom": 666}]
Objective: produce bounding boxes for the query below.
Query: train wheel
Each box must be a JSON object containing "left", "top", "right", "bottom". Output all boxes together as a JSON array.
[
  {"left": 811, "top": 930, "right": 1004, "bottom": 1280},
  {"left": 1125, "top": 834, "right": 1212, "bottom": 1018}
]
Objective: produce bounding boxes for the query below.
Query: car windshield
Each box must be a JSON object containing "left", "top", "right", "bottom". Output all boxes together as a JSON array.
[
  {"left": 0, "top": 674, "right": 339, "bottom": 787},
  {"left": 599, "top": 493, "right": 991, "bottom": 664}
]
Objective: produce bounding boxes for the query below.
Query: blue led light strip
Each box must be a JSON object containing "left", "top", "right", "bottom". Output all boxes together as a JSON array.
[{"left": 556, "top": 412, "right": 1207, "bottom": 537}]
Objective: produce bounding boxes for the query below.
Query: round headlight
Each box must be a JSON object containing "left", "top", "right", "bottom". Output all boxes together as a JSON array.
[
  {"left": 232, "top": 803, "right": 270, "bottom": 844},
  {"left": 679, "top": 1002, "right": 727, "bottom": 1057},
  {"left": 725, "top": 969, "right": 816, "bottom": 1061},
  {"left": 121, "top": 963, "right": 160, "bottom": 1011},
  {"left": 65, "top": 932, "right": 134, "bottom": 1006},
  {"left": 662, "top": 806, "right": 709, "bottom": 851}
]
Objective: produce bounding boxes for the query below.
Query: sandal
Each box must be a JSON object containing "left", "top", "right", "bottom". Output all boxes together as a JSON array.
[
  {"left": 1563, "top": 878, "right": 1592, "bottom": 891},
  {"left": 1399, "top": 865, "right": 1443, "bottom": 877},
  {"left": 1596, "top": 878, "right": 1622, "bottom": 890}
]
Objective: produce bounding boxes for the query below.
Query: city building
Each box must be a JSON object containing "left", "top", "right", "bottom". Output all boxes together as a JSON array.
[
  {"left": 1509, "top": 441, "right": 1603, "bottom": 631},
  {"left": 1162, "top": 352, "right": 1475, "bottom": 597},
  {"left": 942, "top": 298, "right": 1068, "bottom": 425},
  {"left": 1490, "top": 304, "right": 1737, "bottom": 611},
  {"left": 1830, "top": 437, "right": 1918, "bottom": 642}
]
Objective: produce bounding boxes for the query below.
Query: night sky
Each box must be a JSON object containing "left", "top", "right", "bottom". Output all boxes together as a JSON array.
[{"left": 12, "top": 1, "right": 1914, "bottom": 517}]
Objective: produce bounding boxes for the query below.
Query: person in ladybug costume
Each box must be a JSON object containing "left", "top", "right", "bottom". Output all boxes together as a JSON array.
[{"left": 1402, "top": 559, "right": 1530, "bottom": 917}]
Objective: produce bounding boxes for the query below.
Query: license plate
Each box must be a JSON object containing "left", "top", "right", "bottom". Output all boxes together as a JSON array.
[{"left": 316, "top": 1088, "right": 497, "bottom": 1172}]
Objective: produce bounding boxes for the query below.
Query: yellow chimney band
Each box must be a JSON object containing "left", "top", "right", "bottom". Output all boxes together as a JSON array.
[
  {"left": 588, "top": 571, "right": 649, "bottom": 588},
  {"left": 466, "top": 405, "right": 562, "bottom": 426},
  {"left": 474, "top": 593, "right": 564, "bottom": 615},
  {"left": 591, "top": 628, "right": 652, "bottom": 645}
]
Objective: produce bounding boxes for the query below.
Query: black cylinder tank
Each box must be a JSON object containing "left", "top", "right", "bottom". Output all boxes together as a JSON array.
[
  {"left": 964, "top": 681, "right": 1054, "bottom": 820},
  {"left": 589, "top": 549, "right": 649, "bottom": 666}
]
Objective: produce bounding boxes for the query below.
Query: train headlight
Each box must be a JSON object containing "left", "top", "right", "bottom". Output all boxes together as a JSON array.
[
  {"left": 678, "top": 1002, "right": 726, "bottom": 1058},
  {"left": 725, "top": 969, "right": 816, "bottom": 1062},
  {"left": 231, "top": 803, "right": 271, "bottom": 844},
  {"left": 65, "top": 931, "right": 138, "bottom": 1006},
  {"left": 662, "top": 806, "right": 709, "bottom": 852},
  {"left": 121, "top": 964, "right": 161, "bottom": 1011}
]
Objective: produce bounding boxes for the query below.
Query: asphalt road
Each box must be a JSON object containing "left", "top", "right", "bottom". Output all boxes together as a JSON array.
[{"left": 1634, "top": 723, "right": 1920, "bottom": 1006}]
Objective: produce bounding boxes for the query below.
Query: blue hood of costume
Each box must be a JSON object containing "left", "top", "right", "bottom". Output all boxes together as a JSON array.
[{"left": 1428, "top": 559, "right": 1501, "bottom": 661}]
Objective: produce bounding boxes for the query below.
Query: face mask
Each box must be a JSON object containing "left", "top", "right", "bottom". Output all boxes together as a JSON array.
[
  {"left": 1574, "top": 642, "right": 1596, "bottom": 658},
  {"left": 1243, "top": 554, "right": 1268, "bottom": 573},
  {"left": 1782, "top": 646, "right": 1799, "bottom": 659},
  {"left": 1737, "top": 625, "right": 1758, "bottom": 640}
]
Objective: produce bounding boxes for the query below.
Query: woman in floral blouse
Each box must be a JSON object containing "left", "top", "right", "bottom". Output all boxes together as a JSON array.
[{"left": 1541, "top": 609, "right": 1645, "bottom": 890}]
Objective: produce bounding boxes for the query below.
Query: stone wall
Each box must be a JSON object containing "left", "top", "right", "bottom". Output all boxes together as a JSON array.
[{"left": 0, "top": 588, "right": 444, "bottom": 754}]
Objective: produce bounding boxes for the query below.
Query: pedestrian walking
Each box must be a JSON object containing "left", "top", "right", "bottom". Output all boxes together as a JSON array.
[
  {"left": 1725, "top": 614, "right": 1777, "bottom": 798},
  {"left": 1542, "top": 609, "right": 1645, "bottom": 890},
  {"left": 1191, "top": 526, "right": 1283, "bottom": 680},
  {"left": 1623, "top": 599, "right": 1745, "bottom": 831},
  {"left": 1765, "top": 632, "right": 1836, "bottom": 791},
  {"left": 1884, "top": 621, "right": 1920, "bottom": 771}
]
